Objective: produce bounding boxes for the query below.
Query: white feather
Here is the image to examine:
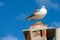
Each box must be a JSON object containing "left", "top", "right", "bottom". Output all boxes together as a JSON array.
[{"left": 35, "top": 6, "right": 47, "bottom": 15}]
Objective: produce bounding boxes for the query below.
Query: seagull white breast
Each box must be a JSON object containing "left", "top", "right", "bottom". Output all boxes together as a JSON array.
[{"left": 40, "top": 8, "right": 47, "bottom": 15}]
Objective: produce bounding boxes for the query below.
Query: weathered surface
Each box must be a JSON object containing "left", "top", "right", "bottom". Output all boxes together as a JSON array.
[
  {"left": 47, "top": 29, "right": 55, "bottom": 40},
  {"left": 23, "top": 29, "right": 55, "bottom": 40}
]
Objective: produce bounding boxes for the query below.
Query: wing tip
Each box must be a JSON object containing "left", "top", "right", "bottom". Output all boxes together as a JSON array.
[{"left": 26, "top": 18, "right": 30, "bottom": 20}]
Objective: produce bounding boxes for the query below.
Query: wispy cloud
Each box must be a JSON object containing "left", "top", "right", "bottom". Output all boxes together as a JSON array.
[
  {"left": 0, "top": 2, "right": 4, "bottom": 7},
  {"left": 0, "top": 38, "right": 2, "bottom": 40},
  {"left": 2, "top": 35, "right": 18, "bottom": 40},
  {"left": 50, "top": 21, "right": 60, "bottom": 28},
  {"left": 35, "top": 0, "right": 60, "bottom": 10},
  {"left": 15, "top": 14, "right": 27, "bottom": 21}
]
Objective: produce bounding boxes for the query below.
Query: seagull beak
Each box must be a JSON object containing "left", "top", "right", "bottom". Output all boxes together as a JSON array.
[{"left": 44, "top": 6, "right": 46, "bottom": 8}]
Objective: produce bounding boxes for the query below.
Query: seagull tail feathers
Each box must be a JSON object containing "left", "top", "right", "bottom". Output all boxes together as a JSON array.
[{"left": 26, "top": 18, "right": 31, "bottom": 20}]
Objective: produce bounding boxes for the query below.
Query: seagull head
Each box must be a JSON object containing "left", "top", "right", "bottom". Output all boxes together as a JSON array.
[{"left": 41, "top": 6, "right": 46, "bottom": 8}]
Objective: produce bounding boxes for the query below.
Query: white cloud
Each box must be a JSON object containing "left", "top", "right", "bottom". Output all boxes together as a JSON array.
[
  {"left": 15, "top": 14, "right": 27, "bottom": 21},
  {"left": 0, "top": 2, "right": 4, "bottom": 8},
  {"left": 2, "top": 35, "right": 18, "bottom": 40},
  {"left": 50, "top": 21, "right": 60, "bottom": 28},
  {"left": 35, "top": 0, "right": 60, "bottom": 10},
  {"left": 0, "top": 38, "right": 2, "bottom": 40}
]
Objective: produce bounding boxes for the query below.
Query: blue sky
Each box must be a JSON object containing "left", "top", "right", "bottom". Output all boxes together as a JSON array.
[{"left": 0, "top": 0, "right": 60, "bottom": 40}]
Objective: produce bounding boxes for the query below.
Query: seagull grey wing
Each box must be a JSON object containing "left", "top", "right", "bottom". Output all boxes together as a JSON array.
[
  {"left": 26, "top": 13, "right": 35, "bottom": 20},
  {"left": 26, "top": 9, "right": 40, "bottom": 20},
  {"left": 33, "top": 9, "right": 40, "bottom": 14}
]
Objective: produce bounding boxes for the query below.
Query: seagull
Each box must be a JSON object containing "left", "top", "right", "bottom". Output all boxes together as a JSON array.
[{"left": 26, "top": 6, "right": 47, "bottom": 20}]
